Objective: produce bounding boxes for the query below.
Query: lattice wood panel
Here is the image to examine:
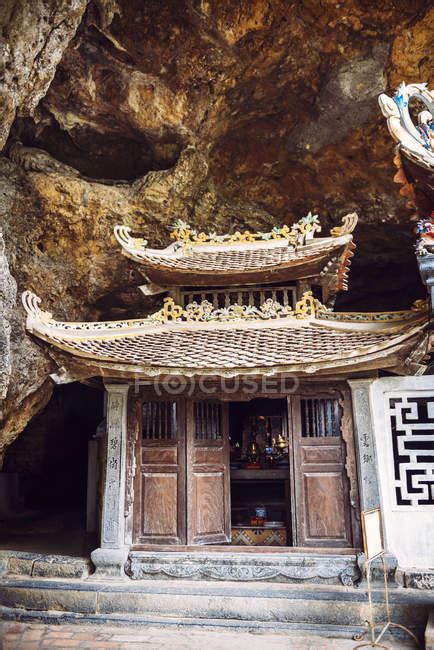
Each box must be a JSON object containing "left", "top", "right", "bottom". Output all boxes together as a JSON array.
[
  {"left": 142, "top": 401, "right": 177, "bottom": 440},
  {"left": 182, "top": 285, "right": 296, "bottom": 309},
  {"left": 193, "top": 401, "right": 223, "bottom": 440},
  {"left": 300, "top": 398, "right": 341, "bottom": 437}
]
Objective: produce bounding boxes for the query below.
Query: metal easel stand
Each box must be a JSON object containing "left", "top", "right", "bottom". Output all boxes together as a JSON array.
[{"left": 353, "top": 552, "right": 420, "bottom": 649}]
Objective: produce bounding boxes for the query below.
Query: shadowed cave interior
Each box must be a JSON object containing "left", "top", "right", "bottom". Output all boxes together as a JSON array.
[{"left": 1, "top": 383, "right": 104, "bottom": 557}]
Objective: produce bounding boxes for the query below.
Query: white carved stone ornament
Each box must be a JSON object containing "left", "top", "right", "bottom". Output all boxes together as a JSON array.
[
  {"left": 21, "top": 290, "right": 53, "bottom": 324},
  {"left": 378, "top": 82, "right": 434, "bottom": 168}
]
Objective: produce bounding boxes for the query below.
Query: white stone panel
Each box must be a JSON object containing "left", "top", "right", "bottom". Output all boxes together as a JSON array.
[{"left": 370, "top": 376, "right": 434, "bottom": 569}]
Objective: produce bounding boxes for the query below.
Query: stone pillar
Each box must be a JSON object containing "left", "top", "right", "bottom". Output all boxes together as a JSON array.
[
  {"left": 348, "top": 379, "right": 380, "bottom": 511},
  {"left": 91, "top": 383, "right": 130, "bottom": 578}
]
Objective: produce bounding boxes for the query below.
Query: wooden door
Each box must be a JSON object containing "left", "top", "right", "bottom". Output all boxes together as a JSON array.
[
  {"left": 291, "top": 394, "right": 352, "bottom": 547},
  {"left": 133, "top": 398, "right": 186, "bottom": 544},
  {"left": 186, "top": 400, "right": 231, "bottom": 545}
]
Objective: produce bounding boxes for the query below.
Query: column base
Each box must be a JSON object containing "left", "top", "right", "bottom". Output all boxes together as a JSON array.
[
  {"left": 90, "top": 547, "right": 129, "bottom": 579},
  {"left": 357, "top": 552, "right": 398, "bottom": 584}
]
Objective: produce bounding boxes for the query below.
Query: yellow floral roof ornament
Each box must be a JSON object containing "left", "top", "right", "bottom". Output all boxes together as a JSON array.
[{"left": 169, "top": 212, "right": 322, "bottom": 249}]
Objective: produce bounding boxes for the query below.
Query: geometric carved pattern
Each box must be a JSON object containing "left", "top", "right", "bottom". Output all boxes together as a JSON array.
[
  {"left": 231, "top": 527, "right": 287, "bottom": 546},
  {"left": 388, "top": 395, "right": 434, "bottom": 507}
]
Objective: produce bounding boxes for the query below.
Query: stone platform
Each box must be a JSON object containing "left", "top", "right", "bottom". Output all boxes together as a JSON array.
[
  {"left": 0, "top": 550, "right": 432, "bottom": 640},
  {"left": 0, "top": 574, "right": 432, "bottom": 639}
]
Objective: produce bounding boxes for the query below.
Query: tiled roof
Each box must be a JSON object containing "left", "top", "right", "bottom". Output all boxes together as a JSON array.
[
  {"left": 22, "top": 289, "right": 428, "bottom": 376},
  {"left": 114, "top": 221, "right": 357, "bottom": 291},
  {"left": 133, "top": 238, "right": 348, "bottom": 272},
  {"left": 138, "top": 239, "right": 350, "bottom": 271},
  {"left": 38, "top": 320, "right": 425, "bottom": 373}
]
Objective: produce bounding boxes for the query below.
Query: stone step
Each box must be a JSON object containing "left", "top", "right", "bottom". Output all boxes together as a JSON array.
[
  {"left": 0, "top": 575, "right": 430, "bottom": 637},
  {"left": 0, "top": 550, "right": 91, "bottom": 579},
  {"left": 0, "top": 605, "right": 394, "bottom": 640}
]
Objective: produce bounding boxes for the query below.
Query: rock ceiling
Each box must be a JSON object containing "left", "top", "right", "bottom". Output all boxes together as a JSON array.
[{"left": 0, "top": 0, "right": 433, "bottom": 458}]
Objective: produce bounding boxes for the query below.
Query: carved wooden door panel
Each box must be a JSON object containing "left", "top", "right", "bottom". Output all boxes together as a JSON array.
[
  {"left": 186, "top": 400, "right": 231, "bottom": 545},
  {"left": 291, "top": 394, "right": 352, "bottom": 547},
  {"left": 133, "top": 398, "right": 186, "bottom": 545}
]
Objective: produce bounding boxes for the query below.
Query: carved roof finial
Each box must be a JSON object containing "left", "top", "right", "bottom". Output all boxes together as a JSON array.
[
  {"left": 330, "top": 213, "right": 358, "bottom": 237},
  {"left": 114, "top": 225, "right": 148, "bottom": 252},
  {"left": 21, "top": 291, "right": 53, "bottom": 324}
]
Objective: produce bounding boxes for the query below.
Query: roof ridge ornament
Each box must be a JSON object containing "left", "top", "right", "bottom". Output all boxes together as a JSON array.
[
  {"left": 21, "top": 290, "right": 328, "bottom": 332},
  {"left": 168, "top": 212, "right": 322, "bottom": 249},
  {"left": 114, "top": 225, "right": 148, "bottom": 251},
  {"left": 294, "top": 291, "right": 325, "bottom": 318},
  {"left": 24, "top": 290, "right": 425, "bottom": 332},
  {"left": 152, "top": 292, "right": 326, "bottom": 322},
  {"left": 330, "top": 213, "right": 358, "bottom": 237},
  {"left": 378, "top": 82, "right": 434, "bottom": 167},
  {"left": 22, "top": 290, "right": 53, "bottom": 324},
  {"left": 318, "top": 297, "right": 429, "bottom": 323},
  {"left": 114, "top": 212, "right": 357, "bottom": 261}
]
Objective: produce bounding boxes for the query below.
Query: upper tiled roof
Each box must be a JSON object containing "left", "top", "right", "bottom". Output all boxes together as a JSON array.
[
  {"left": 124, "top": 238, "right": 347, "bottom": 271},
  {"left": 114, "top": 213, "right": 358, "bottom": 290}
]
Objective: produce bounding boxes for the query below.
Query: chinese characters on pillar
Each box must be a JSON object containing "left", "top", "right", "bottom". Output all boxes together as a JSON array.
[{"left": 102, "top": 393, "right": 124, "bottom": 545}]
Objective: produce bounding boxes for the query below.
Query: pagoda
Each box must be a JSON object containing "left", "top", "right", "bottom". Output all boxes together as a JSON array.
[{"left": 22, "top": 209, "right": 430, "bottom": 580}]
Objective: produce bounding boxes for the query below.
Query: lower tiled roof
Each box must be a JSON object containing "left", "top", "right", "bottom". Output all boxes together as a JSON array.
[{"left": 46, "top": 322, "right": 417, "bottom": 370}]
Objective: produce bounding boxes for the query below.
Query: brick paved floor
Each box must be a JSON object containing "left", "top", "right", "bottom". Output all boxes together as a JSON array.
[{"left": 0, "top": 621, "right": 418, "bottom": 649}]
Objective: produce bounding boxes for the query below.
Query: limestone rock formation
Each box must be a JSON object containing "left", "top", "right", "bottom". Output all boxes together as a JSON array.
[
  {"left": 0, "top": 229, "right": 16, "bottom": 399},
  {"left": 0, "top": 0, "right": 432, "bottom": 458},
  {"left": 0, "top": 0, "right": 88, "bottom": 149}
]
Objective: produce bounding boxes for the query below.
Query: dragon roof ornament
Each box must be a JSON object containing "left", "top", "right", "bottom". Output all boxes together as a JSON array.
[
  {"left": 379, "top": 82, "right": 434, "bottom": 168},
  {"left": 330, "top": 213, "right": 358, "bottom": 237},
  {"left": 22, "top": 291, "right": 53, "bottom": 324},
  {"left": 114, "top": 225, "right": 147, "bottom": 251}
]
